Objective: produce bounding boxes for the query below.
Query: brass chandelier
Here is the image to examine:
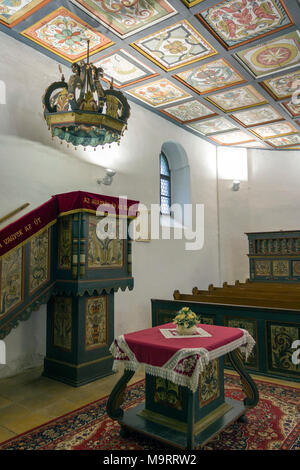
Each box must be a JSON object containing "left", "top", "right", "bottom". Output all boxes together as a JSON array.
[{"left": 43, "top": 40, "right": 130, "bottom": 149}]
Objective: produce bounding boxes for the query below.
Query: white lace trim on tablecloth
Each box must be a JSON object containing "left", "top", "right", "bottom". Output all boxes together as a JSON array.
[
  {"left": 159, "top": 327, "right": 212, "bottom": 339},
  {"left": 109, "top": 328, "right": 255, "bottom": 392}
]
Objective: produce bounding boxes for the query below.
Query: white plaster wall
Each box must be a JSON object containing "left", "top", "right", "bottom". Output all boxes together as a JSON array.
[
  {"left": 0, "top": 32, "right": 219, "bottom": 378},
  {"left": 217, "top": 147, "right": 300, "bottom": 285},
  {"left": 216, "top": 147, "right": 250, "bottom": 284},
  {"left": 247, "top": 149, "right": 300, "bottom": 230}
]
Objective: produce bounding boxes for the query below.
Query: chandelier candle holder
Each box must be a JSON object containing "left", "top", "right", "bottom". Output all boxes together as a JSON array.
[{"left": 43, "top": 40, "right": 130, "bottom": 150}]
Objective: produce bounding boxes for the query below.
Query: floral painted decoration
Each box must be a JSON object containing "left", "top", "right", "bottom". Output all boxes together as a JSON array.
[
  {"left": 173, "top": 307, "right": 198, "bottom": 328},
  {"left": 21, "top": 7, "right": 113, "bottom": 62},
  {"left": 130, "top": 19, "right": 217, "bottom": 71}
]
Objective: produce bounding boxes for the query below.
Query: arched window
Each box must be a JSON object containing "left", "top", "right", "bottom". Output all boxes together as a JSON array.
[
  {"left": 160, "top": 152, "right": 171, "bottom": 215},
  {"left": 160, "top": 141, "right": 191, "bottom": 227}
]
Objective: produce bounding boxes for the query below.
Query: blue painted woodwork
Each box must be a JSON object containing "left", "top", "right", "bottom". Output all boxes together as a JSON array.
[
  {"left": 247, "top": 230, "right": 300, "bottom": 282},
  {"left": 152, "top": 299, "right": 300, "bottom": 383}
]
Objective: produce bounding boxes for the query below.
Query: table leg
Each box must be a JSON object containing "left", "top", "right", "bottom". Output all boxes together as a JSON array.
[
  {"left": 106, "top": 369, "right": 136, "bottom": 419},
  {"left": 227, "top": 349, "right": 259, "bottom": 409},
  {"left": 186, "top": 389, "right": 195, "bottom": 450}
]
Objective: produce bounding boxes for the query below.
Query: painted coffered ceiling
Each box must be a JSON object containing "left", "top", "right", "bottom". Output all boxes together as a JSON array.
[{"left": 1, "top": 0, "right": 300, "bottom": 150}]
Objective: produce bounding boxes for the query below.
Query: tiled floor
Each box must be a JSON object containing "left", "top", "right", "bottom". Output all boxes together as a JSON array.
[{"left": 0, "top": 366, "right": 145, "bottom": 443}]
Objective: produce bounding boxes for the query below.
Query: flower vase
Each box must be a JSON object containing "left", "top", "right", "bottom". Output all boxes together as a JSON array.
[{"left": 176, "top": 324, "right": 198, "bottom": 336}]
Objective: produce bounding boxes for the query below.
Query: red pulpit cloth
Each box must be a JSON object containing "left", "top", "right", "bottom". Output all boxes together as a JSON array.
[{"left": 110, "top": 323, "right": 255, "bottom": 392}]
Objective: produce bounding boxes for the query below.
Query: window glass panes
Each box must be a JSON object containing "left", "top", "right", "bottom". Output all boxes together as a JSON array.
[
  {"left": 161, "top": 178, "right": 170, "bottom": 197},
  {"left": 160, "top": 152, "right": 171, "bottom": 215},
  {"left": 161, "top": 196, "right": 171, "bottom": 215},
  {"left": 160, "top": 154, "right": 170, "bottom": 177}
]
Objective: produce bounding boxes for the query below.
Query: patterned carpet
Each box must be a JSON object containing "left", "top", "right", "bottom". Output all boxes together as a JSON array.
[{"left": 0, "top": 373, "right": 299, "bottom": 450}]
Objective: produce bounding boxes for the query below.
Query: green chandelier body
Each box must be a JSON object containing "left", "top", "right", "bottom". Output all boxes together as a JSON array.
[{"left": 43, "top": 50, "right": 130, "bottom": 149}]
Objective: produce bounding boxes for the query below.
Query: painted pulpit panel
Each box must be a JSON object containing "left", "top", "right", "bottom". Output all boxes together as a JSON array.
[
  {"left": 0, "top": 227, "right": 53, "bottom": 338},
  {"left": 0, "top": 247, "right": 23, "bottom": 317},
  {"left": 29, "top": 228, "right": 50, "bottom": 295},
  {"left": 57, "top": 216, "right": 72, "bottom": 270},
  {"left": 87, "top": 215, "right": 124, "bottom": 269},
  {"left": 52, "top": 297, "right": 72, "bottom": 351},
  {"left": 85, "top": 295, "right": 108, "bottom": 350}
]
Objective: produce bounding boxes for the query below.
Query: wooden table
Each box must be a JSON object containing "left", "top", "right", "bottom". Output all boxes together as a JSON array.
[{"left": 106, "top": 323, "right": 259, "bottom": 450}]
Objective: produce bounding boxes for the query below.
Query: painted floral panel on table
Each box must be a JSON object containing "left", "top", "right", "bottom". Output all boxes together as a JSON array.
[
  {"left": 266, "top": 134, "right": 300, "bottom": 148},
  {"left": 234, "top": 30, "right": 300, "bottom": 78},
  {"left": 160, "top": 100, "right": 217, "bottom": 123},
  {"left": 281, "top": 100, "right": 300, "bottom": 118},
  {"left": 154, "top": 377, "right": 182, "bottom": 411},
  {"left": 209, "top": 130, "right": 254, "bottom": 145},
  {"left": 29, "top": 229, "right": 50, "bottom": 295},
  {"left": 196, "top": 0, "right": 293, "bottom": 50},
  {"left": 88, "top": 215, "right": 124, "bottom": 268},
  {"left": 126, "top": 78, "right": 191, "bottom": 107},
  {"left": 174, "top": 58, "right": 245, "bottom": 95},
  {"left": 0, "top": 247, "right": 23, "bottom": 317},
  {"left": 21, "top": 7, "right": 114, "bottom": 62},
  {"left": 70, "top": 0, "right": 177, "bottom": 38},
  {"left": 85, "top": 296, "right": 107, "bottom": 350},
  {"left": 231, "top": 105, "right": 284, "bottom": 127},
  {"left": 187, "top": 116, "right": 237, "bottom": 135},
  {"left": 250, "top": 121, "right": 298, "bottom": 139},
  {"left": 131, "top": 19, "right": 217, "bottom": 71},
  {"left": 199, "top": 359, "right": 219, "bottom": 407},
  {"left": 93, "top": 49, "right": 158, "bottom": 88},
  {"left": 261, "top": 70, "right": 300, "bottom": 101},
  {"left": 0, "top": 0, "right": 51, "bottom": 27},
  {"left": 205, "top": 85, "right": 267, "bottom": 112},
  {"left": 53, "top": 297, "right": 72, "bottom": 351}
]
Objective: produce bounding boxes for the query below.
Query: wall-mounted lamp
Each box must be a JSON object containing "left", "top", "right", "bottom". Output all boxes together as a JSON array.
[
  {"left": 232, "top": 180, "right": 240, "bottom": 192},
  {"left": 97, "top": 168, "right": 116, "bottom": 186}
]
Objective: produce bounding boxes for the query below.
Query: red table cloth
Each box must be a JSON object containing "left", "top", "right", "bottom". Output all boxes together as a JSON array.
[{"left": 110, "top": 323, "right": 255, "bottom": 392}]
